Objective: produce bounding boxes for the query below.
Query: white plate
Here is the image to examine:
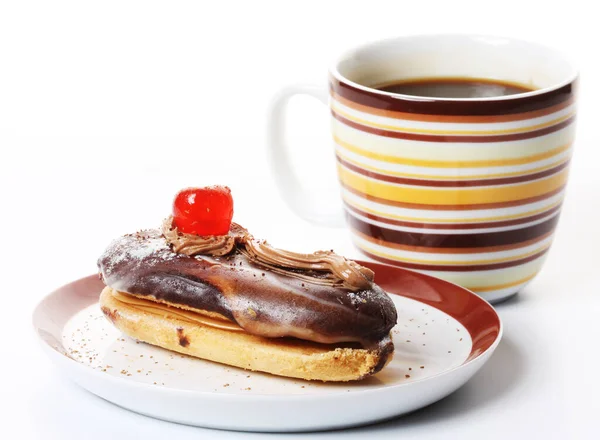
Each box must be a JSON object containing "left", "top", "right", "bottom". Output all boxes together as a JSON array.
[{"left": 34, "top": 262, "right": 502, "bottom": 432}]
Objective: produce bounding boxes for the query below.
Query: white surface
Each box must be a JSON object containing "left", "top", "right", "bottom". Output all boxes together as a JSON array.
[
  {"left": 1, "top": 0, "right": 599, "bottom": 438},
  {"left": 35, "top": 283, "right": 497, "bottom": 431}
]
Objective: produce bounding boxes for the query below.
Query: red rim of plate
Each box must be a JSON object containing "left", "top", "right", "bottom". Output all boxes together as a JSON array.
[{"left": 360, "top": 260, "right": 501, "bottom": 362}]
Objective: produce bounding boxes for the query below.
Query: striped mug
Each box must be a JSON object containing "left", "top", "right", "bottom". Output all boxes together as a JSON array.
[{"left": 267, "top": 35, "right": 578, "bottom": 303}]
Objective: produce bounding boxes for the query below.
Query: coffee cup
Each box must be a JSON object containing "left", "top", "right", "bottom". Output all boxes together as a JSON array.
[{"left": 267, "top": 34, "right": 578, "bottom": 303}]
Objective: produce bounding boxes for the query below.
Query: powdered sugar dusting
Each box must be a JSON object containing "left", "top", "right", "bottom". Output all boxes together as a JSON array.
[
  {"left": 127, "top": 236, "right": 168, "bottom": 259},
  {"left": 347, "top": 290, "right": 376, "bottom": 307},
  {"left": 99, "top": 230, "right": 176, "bottom": 285}
]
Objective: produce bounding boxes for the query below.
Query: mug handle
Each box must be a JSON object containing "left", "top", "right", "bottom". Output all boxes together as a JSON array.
[{"left": 267, "top": 84, "right": 346, "bottom": 228}]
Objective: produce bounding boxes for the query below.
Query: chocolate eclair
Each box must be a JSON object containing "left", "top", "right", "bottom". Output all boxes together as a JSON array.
[{"left": 97, "top": 186, "right": 397, "bottom": 381}]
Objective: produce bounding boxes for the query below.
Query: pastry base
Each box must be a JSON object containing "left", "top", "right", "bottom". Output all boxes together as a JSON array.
[{"left": 99, "top": 287, "right": 393, "bottom": 382}]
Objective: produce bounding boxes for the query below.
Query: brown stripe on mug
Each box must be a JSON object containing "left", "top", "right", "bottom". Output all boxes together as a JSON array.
[
  {"left": 331, "top": 90, "right": 576, "bottom": 123},
  {"left": 352, "top": 228, "right": 555, "bottom": 254},
  {"left": 341, "top": 182, "right": 566, "bottom": 210},
  {"left": 336, "top": 155, "right": 571, "bottom": 188},
  {"left": 360, "top": 248, "right": 550, "bottom": 272},
  {"left": 345, "top": 213, "right": 559, "bottom": 248},
  {"left": 330, "top": 76, "right": 577, "bottom": 116},
  {"left": 344, "top": 201, "right": 563, "bottom": 231},
  {"left": 332, "top": 110, "right": 576, "bottom": 143}
]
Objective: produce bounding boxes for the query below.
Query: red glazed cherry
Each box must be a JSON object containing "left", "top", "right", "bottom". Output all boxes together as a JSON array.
[{"left": 172, "top": 186, "right": 234, "bottom": 236}]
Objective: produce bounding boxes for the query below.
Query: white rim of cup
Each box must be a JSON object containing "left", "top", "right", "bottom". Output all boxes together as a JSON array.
[{"left": 329, "top": 33, "right": 579, "bottom": 102}]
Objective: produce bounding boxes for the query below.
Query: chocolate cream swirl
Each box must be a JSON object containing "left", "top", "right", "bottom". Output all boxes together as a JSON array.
[
  {"left": 161, "top": 217, "right": 374, "bottom": 291},
  {"left": 162, "top": 217, "right": 238, "bottom": 257}
]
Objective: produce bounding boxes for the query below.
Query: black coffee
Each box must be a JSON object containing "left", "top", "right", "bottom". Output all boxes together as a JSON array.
[{"left": 375, "top": 77, "right": 534, "bottom": 98}]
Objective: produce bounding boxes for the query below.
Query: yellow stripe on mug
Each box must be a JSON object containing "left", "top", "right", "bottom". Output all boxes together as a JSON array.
[
  {"left": 336, "top": 147, "right": 572, "bottom": 181},
  {"left": 337, "top": 165, "right": 569, "bottom": 205}
]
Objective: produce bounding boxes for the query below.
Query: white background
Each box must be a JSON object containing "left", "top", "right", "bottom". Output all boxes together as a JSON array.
[{"left": 1, "top": 1, "right": 599, "bottom": 438}]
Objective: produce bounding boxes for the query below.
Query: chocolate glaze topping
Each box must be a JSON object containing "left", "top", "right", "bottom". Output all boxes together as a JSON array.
[{"left": 97, "top": 227, "right": 397, "bottom": 346}]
